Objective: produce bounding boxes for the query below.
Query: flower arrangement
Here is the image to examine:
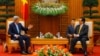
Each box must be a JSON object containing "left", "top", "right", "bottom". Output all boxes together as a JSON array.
[
  {"left": 44, "top": 32, "right": 54, "bottom": 39},
  {"left": 32, "top": 45, "right": 72, "bottom": 56},
  {"left": 32, "top": 2, "right": 68, "bottom": 16}
]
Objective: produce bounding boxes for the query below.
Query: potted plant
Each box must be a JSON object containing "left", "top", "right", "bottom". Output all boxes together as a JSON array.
[
  {"left": 0, "top": 25, "right": 6, "bottom": 29},
  {"left": 0, "top": 0, "right": 15, "bottom": 18},
  {"left": 44, "top": 32, "right": 54, "bottom": 39},
  {"left": 83, "top": 0, "right": 99, "bottom": 18},
  {"left": 94, "top": 21, "right": 100, "bottom": 32},
  {"left": 32, "top": 45, "right": 72, "bottom": 56}
]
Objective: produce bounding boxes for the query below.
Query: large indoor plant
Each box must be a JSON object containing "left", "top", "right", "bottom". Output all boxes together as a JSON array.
[
  {"left": 83, "top": 0, "right": 100, "bottom": 18},
  {"left": 0, "top": 0, "right": 15, "bottom": 18},
  {"left": 32, "top": 2, "right": 68, "bottom": 16},
  {"left": 32, "top": 45, "right": 72, "bottom": 56}
]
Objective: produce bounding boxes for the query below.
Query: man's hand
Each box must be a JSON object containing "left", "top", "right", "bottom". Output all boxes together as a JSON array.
[
  {"left": 14, "top": 34, "right": 20, "bottom": 38},
  {"left": 68, "top": 34, "right": 72, "bottom": 37},
  {"left": 74, "top": 34, "right": 79, "bottom": 37},
  {"left": 28, "top": 24, "right": 33, "bottom": 29}
]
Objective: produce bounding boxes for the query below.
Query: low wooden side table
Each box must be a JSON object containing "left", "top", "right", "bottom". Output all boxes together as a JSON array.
[{"left": 30, "top": 38, "right": 68, "bottom": 51}]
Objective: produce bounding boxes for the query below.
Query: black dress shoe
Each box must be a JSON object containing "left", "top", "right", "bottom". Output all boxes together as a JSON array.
[
  {"left": 69, "top": 51, "right": 75, "bottom": 54},
  {"left": 21, "top": 51, "right": 27, "bottom": 55},
  {"left": 84, "top": 52, "right": 88, "bottom": 56},
  {"left": 26, "top": 51, "right": 32, "bottom": 54}
]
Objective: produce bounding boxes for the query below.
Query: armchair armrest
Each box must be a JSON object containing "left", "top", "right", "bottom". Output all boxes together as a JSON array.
[
  {"left": 6, "top": 34, "right": 11, "bottom": 37},
  {"left": 26, "top": 34, "right": 31, "bottom": 37},
  {"left": 8, "top": 35, "right": 11, "bottom": 37}
]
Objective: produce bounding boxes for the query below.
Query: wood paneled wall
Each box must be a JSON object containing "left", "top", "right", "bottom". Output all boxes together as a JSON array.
[
  {"left": 15, "top": 0, "right": 100, "bottom": 37},
  {"left": 67, "top": 0, "right": 83, "bottom": 19},
  {"left": 15, "top": 0, "right": 22, "bottom": 18}
]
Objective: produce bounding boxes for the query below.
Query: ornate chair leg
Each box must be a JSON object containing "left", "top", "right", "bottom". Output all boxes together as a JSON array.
[
  {"left": 8, "top": 46, "right": 12, "bottom": 53},
  {"left": 87, "top": 47, "right": 93, "bottom": 54},
  {"left": 3, "top": 43, "right": 7, "bottom": 52}
]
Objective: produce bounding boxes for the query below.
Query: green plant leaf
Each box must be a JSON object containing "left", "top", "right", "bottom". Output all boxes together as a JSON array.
[
  {"left": 83, "top": 10, "right": 99, "bottom": 14},
  {"left": 0, "top": 14, "right": 15, "bottom": 18},
  {"left": 83, "top": 15, "right": 100, "bottom": 19},
  {"left": 94, "top": 26, "right": 100, "bottom": 31},
  {"left": 83, "top": 0, "right": 98, "bottom": 7},
  {"left": 0, "top": 25, "right": 6, "bottom": 29},
  {"left": 32, "top": 3, "right": 68, "bottom": 16},
  {"left": 94, "top": 21, "right": 100, "bottom": 25}
]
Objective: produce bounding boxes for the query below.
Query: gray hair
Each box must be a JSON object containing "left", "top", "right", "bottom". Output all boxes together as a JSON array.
[{"left": 13, "top": 16, "right": 20, "bottom": 20}]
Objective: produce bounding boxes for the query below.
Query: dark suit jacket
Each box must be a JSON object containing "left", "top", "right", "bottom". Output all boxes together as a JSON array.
[
  {"left": 75, "top": 24, "right": 89, "bottom": 40},
  {"left": 67, "top": 25, "right": 74, "bottom": 35},
  {"left": 8, "top": 22, "right": 28, "bottom": 40}
]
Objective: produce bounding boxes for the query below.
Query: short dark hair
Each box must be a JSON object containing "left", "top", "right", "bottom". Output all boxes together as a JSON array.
[{"left": 80, "top": 17, "right": 85, "bottom": 23}]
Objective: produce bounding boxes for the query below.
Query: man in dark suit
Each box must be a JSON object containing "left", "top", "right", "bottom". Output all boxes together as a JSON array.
[
  {"left": 67, "top": 19, "right": 75, "bottom": 43},
  {"left": 8, "top": 16, "right": 33, "bottom": 54},
  {"left": 70, "top": 17, "right": 88, "bottom": 56}
]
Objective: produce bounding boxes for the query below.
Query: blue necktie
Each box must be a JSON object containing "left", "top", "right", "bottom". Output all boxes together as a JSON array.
[{"left": 15, "top": 24, "right": 19, "bottom": 33}]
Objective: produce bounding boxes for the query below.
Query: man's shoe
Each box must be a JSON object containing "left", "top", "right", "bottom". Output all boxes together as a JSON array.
[
  {"left": 21, "top": 51, "right": 27, "bottom": 55},
  {"left": 26, "top": 51, "right": 32, "bottom": 54},
  {"left": 84, "top": 52, "right": 88, "bottom": 56},
  {"left": 69, "top": 51, "right": 75, "bottom": 54}
]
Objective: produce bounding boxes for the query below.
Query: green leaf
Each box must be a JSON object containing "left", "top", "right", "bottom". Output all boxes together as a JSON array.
[
  {"left": 0, "top": 14, "right": 15, "bottom": 18},
  {"left": 94, "top": 21, "right": 100, "bottom": 25},
  {"left": 32, "top": 3, "right": 68, "bottom": 16},
  {"left": 83, "top": 0, "right": 98, "bottom": 7},
  {"left": 94, "top": 26, "right": 100, "bottom": 31},
  {"left": 0, "top": 25, "right": 6, "bottom": 29},
  {"left": 0, "top": 0, "right": 15, "bottom": 6},
  {"left": 83, "top": 15, "right": 100, "bottom": 19},
  {"left": 0, "top": 9, "right": 14, "bottom": 12},
  {"left": 83, "top": 10, "right": 99, "bottom": 14}
]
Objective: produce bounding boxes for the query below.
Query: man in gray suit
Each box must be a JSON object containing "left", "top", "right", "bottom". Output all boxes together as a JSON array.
[{"left": 70, "top": 17, "right": 88, "bottom": 56}]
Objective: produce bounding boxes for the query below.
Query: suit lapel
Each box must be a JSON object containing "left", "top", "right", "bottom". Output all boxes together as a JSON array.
[
  {"left": 80, "top": 24, "right": 85, "bottom": 33},
  {"left": 13, "top": 23, "right": 19, "bottom": 34},
  {"left": 77, "top": 25, "right": 80, "bottom": 33}
]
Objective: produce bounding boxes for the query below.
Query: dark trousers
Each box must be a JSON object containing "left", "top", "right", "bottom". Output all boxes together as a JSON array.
[
  {"left": 70, "top": 37, "right": 87, "bottom": 53},
  {"left": 17, "top": 35, "right": 30, "bottom": 52}
]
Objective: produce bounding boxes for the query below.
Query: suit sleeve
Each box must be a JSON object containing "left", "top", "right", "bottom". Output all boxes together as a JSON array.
[
  {"left": 79, "top": 25, "right": 88, "bottom": 36},
  {"left": 66, "top": 26, "right": 70, "bottom": 35},
  {"left": 8, "top": 24, "right": 15, "bottom": 36},
  {"left": 74, "top": 25, "right": 78, "bottom": 34},
  {"left": 20, "top": 23, "right": 28, "bottom": 31}
]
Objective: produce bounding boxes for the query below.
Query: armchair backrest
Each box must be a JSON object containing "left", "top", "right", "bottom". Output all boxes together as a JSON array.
[{"left": 74, "top": 20, "right": 93, "bottom": 38}]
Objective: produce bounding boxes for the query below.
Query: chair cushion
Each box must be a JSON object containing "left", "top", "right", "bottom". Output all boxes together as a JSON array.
[
  {"left": 76, "top": 41, "right": 90, "bottom": 44},
  {"left": 10, "top": 40, "right": 19, "bottom": 43},
  {"left": 10, "top": 40, "right": 25, "bottom": 43}
]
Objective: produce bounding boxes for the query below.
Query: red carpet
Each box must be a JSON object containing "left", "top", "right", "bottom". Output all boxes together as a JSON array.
[{"left": 0, "top": 45, "right": 100, "bottom": 56}]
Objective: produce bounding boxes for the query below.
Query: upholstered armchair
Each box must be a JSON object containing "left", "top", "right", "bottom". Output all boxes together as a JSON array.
[
  {"left": 4, "top": 18, "right": 25, "bottom": 53},
  {"left": 74, "top": 20, "right": 94, "bottom": 54}
]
